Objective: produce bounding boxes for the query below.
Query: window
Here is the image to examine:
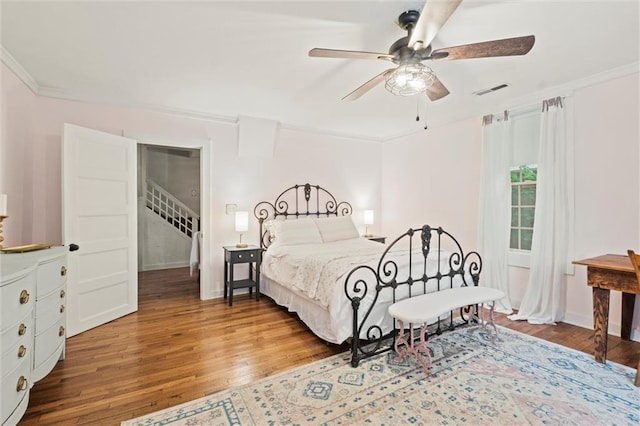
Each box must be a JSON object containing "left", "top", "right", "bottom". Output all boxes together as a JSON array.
[{"left": 510, "top": 165, "right": 537, "bottom": 250}]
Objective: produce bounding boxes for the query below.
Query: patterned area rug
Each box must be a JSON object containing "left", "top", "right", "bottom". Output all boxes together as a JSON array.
[{"left": 122, "top": 326, "right": 639, "bottom": 425}]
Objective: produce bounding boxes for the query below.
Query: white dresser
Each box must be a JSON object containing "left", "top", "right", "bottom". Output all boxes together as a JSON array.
[{"left": 0, "top": 247, "right": 68, "bottom": 425}]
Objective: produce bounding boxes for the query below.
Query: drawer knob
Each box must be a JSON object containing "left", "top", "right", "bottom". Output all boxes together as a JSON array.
[
  {"left": 16, "top": 376, "right": 27, "bottom": 392},
  {"left": 18, "top": 345, "right": 27, "bottom": 358},
  {"left": 250, "top": 253, "right": 254, "bottom": 258},
  {"left": 238, "top": 254, "right": 242, "bottom": 259},
  {"left": 60, "top": 305, "right": 65, "bottom": 313},
  {"left": 19, "top": 290, "right": 30, "bottom": 304},
  {"left": 60, "top": 289, "right": 66, "bottom": 298},
  {"left": 61, "top": 266, "right": 67, "bottom": 276},
  {"left": 18, "top": 323, "right": 27, "bottom": 336},
  {"left": 59, "top": 326, "right": 65, "bottom": 337}
]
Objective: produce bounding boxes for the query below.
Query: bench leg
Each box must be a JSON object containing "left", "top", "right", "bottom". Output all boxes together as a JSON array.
[
  {"left": 483, "top": 301, "right": 499, "bottom": 344},
  {"left": 393, "top": 321, "right": 432, "bottom": 375}
]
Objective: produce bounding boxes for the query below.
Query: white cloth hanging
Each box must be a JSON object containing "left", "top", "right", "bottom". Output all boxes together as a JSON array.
[
  {"left": 478, "top": 113, "right": 513, "bottom": 314},
  {"left": 190, "top": 231, "right": 202, "bottom": 277},
  {"left": 509, "top": 97, "right": 572, "bottom": 324}
]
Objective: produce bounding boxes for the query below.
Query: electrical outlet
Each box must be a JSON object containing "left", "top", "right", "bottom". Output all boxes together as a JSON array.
[{"left": 225, "top": 204, "right": 237, "bottom": 215}]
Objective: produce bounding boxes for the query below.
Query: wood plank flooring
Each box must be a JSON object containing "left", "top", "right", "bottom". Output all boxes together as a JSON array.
[{"left": 20, "top": 267, "right": 640, "bottom": 425}]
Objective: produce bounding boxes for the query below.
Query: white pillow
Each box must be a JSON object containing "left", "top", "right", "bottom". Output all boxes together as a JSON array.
[
  {"left": 271, "top": 218, "right": 323, "bottom": 246},
  {"left": 313, "top": 216, "right": 360, "bottom": 242}
]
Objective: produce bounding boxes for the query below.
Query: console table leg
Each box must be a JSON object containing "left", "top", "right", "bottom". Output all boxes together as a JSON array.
[
  {"left": 592, "top": 287, "right": 610, "bottom": 363},
  {"left": 621, "top": 292, "right": 636, "bottom": 341}
]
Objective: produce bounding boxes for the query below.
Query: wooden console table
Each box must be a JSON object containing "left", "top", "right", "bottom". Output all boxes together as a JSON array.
[{"left": 573, "top": 254, "right": 639, "bottom": 363}]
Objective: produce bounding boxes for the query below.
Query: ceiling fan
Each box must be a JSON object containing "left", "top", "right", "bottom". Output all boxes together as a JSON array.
[{"left": 309, "top": 0, "right": 535, "bottom": 102}]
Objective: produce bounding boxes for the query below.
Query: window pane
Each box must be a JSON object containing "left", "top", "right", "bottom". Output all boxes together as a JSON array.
[
  {"left": 521, "top": 229, "right": 533, "bottom": 250},
  {"left": 521, "top": 185, "right": 536, "bottom": 206},
  {"left": 511, "top": 207, "right": 519, "bottom": 227},
  {"left": 510, "top": 229, "right": 519, "bottom": 249},
  {"left": 510, "top": 170, "right": 520, "bottom": 183},
  {"left": 521, "top": 207, "right": 535, "bottom": 228},
  {"left": 511, "top": 186, "right": 519, "bottom": 206},
  {"left": 522, "top": 166, "right": 537, "bottom": 182}
]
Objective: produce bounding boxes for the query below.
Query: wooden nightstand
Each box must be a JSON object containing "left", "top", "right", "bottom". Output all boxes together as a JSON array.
[
  {"left": 365, "top": 236, "right": 386, "bottom": 244},
  {"left": 223, "top": 245, "right": 261, "bottom": 306}
]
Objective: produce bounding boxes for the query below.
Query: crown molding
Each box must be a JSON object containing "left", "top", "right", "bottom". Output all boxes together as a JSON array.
[
  {"left": 383, "top": 61, "right": 640, "bottom": 143},
  {"left": 36, "top": 85, "right": 384, "bottom": 142},
  {"left": 36, "top": 85, "right": 239, "bottom": 125},
  {"left": 3, "top": 41, "right": 636, "bottom": 144},
  {"left": 279, "top": 122, "right": 384, "bottom": 143},
  {"left": 0, "top": 46, "right": 39, "bottom": 94}
]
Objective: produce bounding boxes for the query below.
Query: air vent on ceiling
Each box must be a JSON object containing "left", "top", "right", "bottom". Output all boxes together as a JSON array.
[{"left": 473, "top": 83, "right": 510, "bottom": 96}]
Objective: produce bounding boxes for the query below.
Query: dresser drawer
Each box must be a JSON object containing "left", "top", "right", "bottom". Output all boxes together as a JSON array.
[
  {"left": 36, "top": 255, "right": 67, "bottom": 297},
  {"left": 1, "top": 327, "right": 33, "bottom": 381},
  {"left": 34, "top": 316, "right": 66, "bottom": 370},
  {"left": 35, "top": 284, "right": 66, "bottom": 334},
  {"left": 0, "top": 270, "right": 36, "bottom": 329},
  {"left": 0, "top": 315, "right": 32, "bottom": 356},
  {"left": 0, "top": 354, "right": 30, "bottom": 425}
]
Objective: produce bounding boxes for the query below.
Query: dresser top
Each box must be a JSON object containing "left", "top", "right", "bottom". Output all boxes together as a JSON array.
[{"left": 1, "top": 246, "right": 67, "bottom": 284}]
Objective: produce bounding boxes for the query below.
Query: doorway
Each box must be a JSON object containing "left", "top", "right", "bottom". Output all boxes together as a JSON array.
[
  {"left": 138, "top": 144, "right": 201, "bottom": 277},
  {"left": 130, "top": 134, "right": 212, "bottom": 301}
]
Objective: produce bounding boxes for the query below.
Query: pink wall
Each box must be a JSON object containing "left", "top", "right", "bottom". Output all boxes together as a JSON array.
[
  {"left": 1, "top": 61, "right": 382, "bottom": 297},
  {"left": 1, "top": 62, "right": 37, "bottom": 246},
  {"left": 564, "top": 72, "right": 639, "bottom": 337},
  {"left": 381, "top": 117, "right": 483, "bottom": 251},
  {"left": 3, "top": 59, "right": 639, "bottom": 339},
  {"left": 382, "top": 71, "right": 640, "bottom": 341}
]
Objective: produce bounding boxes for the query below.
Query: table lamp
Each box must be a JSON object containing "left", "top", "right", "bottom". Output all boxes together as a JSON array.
[
  {"left": 363, "top": 210, "right": 374, "bottom": 237},
  {"left": 235, "top": 211, "right": 249, "bottom": 248}
]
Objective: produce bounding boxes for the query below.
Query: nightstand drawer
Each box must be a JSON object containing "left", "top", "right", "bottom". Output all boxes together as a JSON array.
[{"left": 227, "top": 250, "right": 260, "bottom": 263}]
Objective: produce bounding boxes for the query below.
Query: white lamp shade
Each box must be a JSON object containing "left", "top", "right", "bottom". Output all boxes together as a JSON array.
[
  {"left": 363, "top": 210, "right": 374, "bottom": 225},
  {"left": 235, "top": 211, "right": 249, "bottom": 232},
  {"left": 0, "top": 194, "right": 6, "bottom": 216}
]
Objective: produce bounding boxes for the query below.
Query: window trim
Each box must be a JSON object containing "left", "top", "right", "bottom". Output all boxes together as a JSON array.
[{"left": 510, "top": 165, "right": 537, "bottom": 252}]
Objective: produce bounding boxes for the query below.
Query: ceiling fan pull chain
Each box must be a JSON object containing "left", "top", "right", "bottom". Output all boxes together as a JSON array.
[
  {"left": 416, "top": 97, "right": 420, "bottom": 122},
  {"left": 423, "top": 98, "right": 428, "bottom": 130}
]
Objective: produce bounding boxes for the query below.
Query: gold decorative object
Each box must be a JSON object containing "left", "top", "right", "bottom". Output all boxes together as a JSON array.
[{"left": 1, "top": 243, "right": 53, "bottom": 253}]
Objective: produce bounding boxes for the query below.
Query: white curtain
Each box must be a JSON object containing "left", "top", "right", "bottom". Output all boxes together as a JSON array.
[
  {"left": 509, "top": 97, "right": 570, "bottom": 324},
  {"left": 478, "top": 113, "right": 513, "bottom": 313}
]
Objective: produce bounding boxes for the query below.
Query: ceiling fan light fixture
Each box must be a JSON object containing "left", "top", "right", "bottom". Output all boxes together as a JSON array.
[{"left": 385, "top": 63, "right": 435, "bottom": 96}]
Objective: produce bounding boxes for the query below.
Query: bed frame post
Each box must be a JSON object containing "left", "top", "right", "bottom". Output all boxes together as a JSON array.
[{"left": 350, "top": 298, "right": 361, "bottom": 367}]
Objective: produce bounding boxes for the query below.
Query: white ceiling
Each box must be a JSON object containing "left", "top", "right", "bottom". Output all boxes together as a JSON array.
[{"left": 1, "top": 0, "right": 639, "bottom": 140}]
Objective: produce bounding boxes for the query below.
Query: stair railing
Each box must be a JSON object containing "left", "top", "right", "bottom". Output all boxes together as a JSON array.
[{"left": 145, "top": 179, "right": 200, "bottom": 238}]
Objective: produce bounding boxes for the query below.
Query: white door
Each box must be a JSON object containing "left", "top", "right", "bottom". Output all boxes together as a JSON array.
[{"left": 63, "top": 124, "right": 138, "bottom": 337}]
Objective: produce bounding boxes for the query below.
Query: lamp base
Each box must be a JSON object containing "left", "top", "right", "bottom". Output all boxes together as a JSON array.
[
  {"left": 364, "top": 234, "right": 373, "bottom": 238},
  {"left": 235, "top": 243, "right": 248, "bottom": 248}
]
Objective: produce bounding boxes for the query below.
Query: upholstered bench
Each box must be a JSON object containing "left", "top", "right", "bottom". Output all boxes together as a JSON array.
[{"left": 388, "top": 286, "right": 505, "bottom": 374}]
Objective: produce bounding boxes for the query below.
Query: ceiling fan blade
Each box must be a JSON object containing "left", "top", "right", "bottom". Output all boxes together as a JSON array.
[
  {"left": 342, "top": 69, "right": 395, "bottom": 101},
  {"left": 309, "top": 48, "right": 394, "bottom": 61},
  {"left": 408, "top": 0, "right": 462, "bottom": 50},
  {"left": 426, "top": 75, "right": 450, "bottom": 101},
  {"left": 431, "top": 35, "right": 535, "bottom": 61}
]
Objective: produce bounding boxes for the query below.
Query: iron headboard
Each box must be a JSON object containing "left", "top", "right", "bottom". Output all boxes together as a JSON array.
[{"left": 253, "top": 183, "right": 353, "bottom": 250}]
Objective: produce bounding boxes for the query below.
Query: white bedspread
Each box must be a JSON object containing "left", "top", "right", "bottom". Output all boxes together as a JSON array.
[
  {"left": 261, "top": 238, "right": 466, "bottom": 343},
  {"left": 263, "top": 238, "right": 385, "bottom": 308}
]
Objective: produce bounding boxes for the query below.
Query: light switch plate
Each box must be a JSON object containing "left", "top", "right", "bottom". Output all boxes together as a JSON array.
[{"left": 226, "top": 203, "right": 237, "bottom": 215}]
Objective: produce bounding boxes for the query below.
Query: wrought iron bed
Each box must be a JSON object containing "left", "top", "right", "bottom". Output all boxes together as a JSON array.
[
  {"left": 344, "top": 225, "right": 483, "bottom": 367},
  {"left": 253, "top": 183, "right": 483, "bottom": 367},
  {"left": 253, "top": 183, "right": 353, "bottom": 250}
]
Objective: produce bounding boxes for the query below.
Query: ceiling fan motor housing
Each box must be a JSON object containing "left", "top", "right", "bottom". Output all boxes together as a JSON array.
[
  {"left": 397, "top": 10, "right": 420, "bottom": 31},
  {"left": 390, "top": 11, "right": 432, "bottom": 64}
]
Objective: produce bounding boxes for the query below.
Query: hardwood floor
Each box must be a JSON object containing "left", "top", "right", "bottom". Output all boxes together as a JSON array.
[{"left": 20, "top": 268, "right": 640, "bottom": 425}]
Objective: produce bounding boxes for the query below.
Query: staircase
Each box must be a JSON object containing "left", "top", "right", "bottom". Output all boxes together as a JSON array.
[{"left": 145, "top": 179, "right": 200, "bottom": 238}]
